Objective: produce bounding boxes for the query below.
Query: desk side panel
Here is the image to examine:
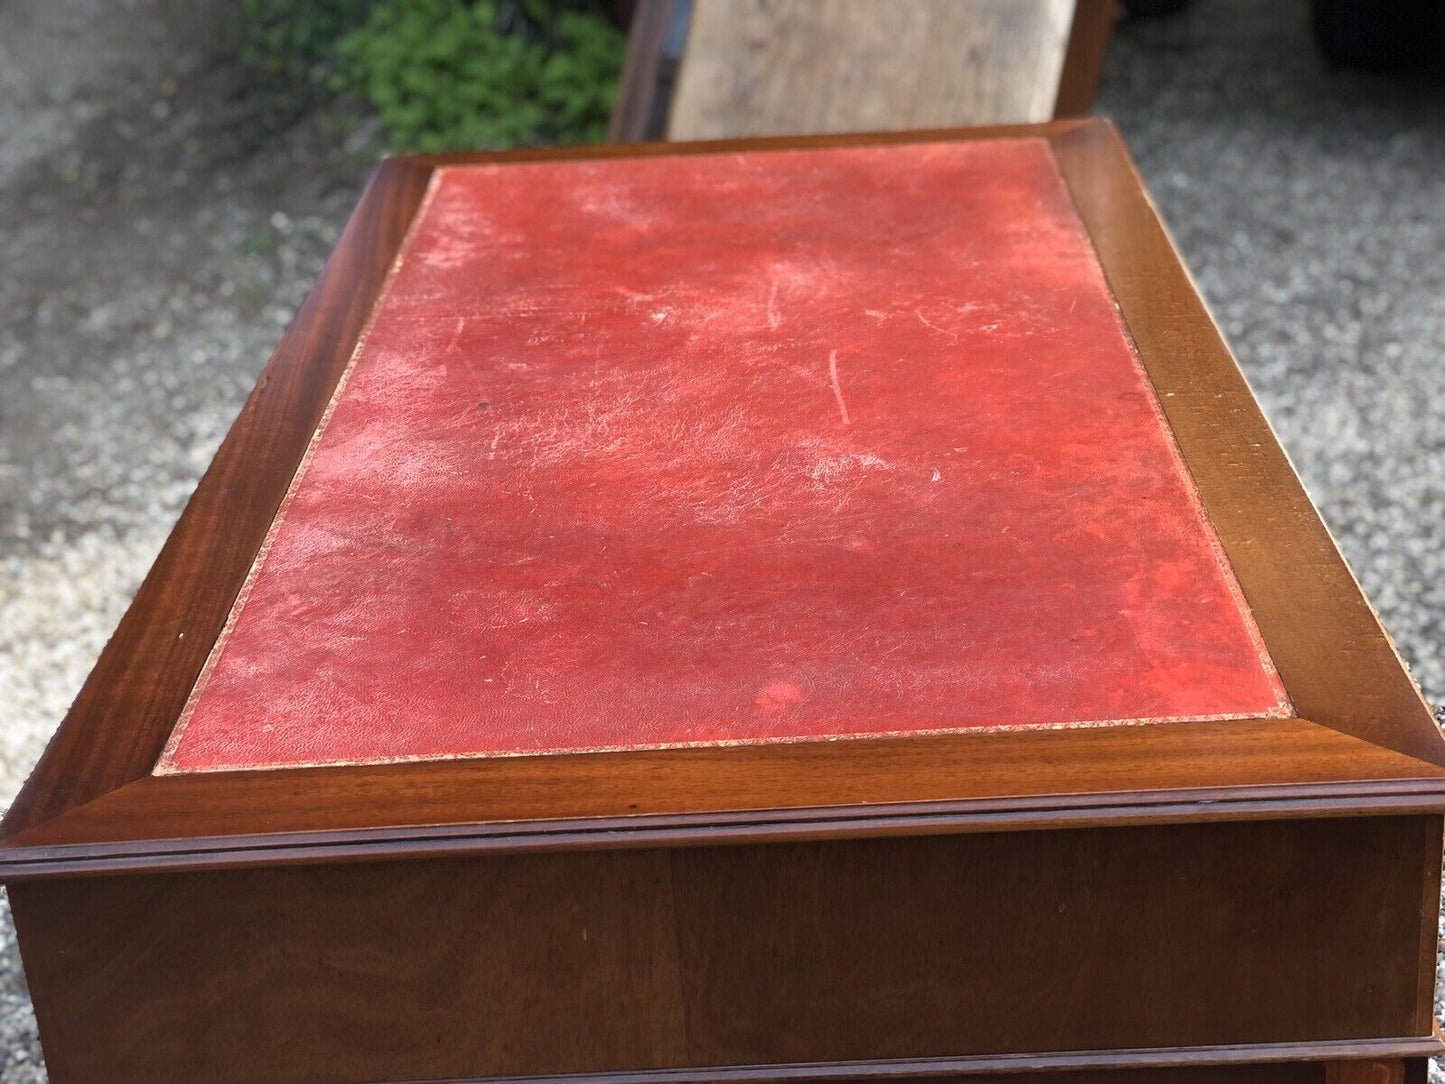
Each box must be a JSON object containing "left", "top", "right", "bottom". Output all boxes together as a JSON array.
[{"left": 12, "top": 817, "right": 1438, "bottom": 1084}]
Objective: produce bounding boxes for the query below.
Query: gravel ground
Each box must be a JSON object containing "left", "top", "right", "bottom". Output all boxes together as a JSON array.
[
  {"left": 0, "top": 1, "right": 372, "bottom": 1075},
  {"left": 0, "top": 0, "right": 1441, "bottom": 1078}
]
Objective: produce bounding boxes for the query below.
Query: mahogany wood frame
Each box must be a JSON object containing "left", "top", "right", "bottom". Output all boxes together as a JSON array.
[
  {"left": 10, "top": 816, "right": 1445, "bottom": 1082},
  {"left": 3, "top": 118, "right": 1443, "bottom": 877},
  {"left": 4, "top": 119, "right": 1445, "bottom": 1084}
]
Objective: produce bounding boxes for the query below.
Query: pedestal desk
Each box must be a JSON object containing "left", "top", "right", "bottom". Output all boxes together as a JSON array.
[{"left": 3, "top": 118, "right": 1443, "bottom": 1084}]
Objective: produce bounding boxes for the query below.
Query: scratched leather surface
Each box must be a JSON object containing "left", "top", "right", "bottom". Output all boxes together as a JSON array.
[{"left": 161, "top": 138, "right": 1290, "bottom": 773}]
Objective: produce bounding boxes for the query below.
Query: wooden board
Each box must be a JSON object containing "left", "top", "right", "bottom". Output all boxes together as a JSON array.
[
  {"left": 668, "top": 0, "right": 1077, "bottom": 139},
  {"left": 611, "top": 1, "right": 1120, "bottom": 143}
]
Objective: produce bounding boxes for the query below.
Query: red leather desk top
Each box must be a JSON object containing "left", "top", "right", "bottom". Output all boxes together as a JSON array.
[{"left": 159, "top": 138, "right": 1289, "bottom": 774}]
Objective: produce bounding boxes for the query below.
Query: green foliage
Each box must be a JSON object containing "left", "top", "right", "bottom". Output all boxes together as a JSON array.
[
  {"left": 235, "top": 0, "right": 379, "bottom": 136},
  {"left": 332, "top": 0, "right": 626, "bottom": 151},
  {"left": 235, "top": 0, "right": 624, "bottom": 151},
  {"left": 238, "top": 0, "right": 377, "bottom": 85}
]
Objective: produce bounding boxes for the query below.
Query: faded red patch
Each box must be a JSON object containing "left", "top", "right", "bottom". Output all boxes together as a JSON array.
[
  {"left": 159, "top": 138, "right": 1290, "bottom": 774},
  {"left": 755, "top": 681, "right": 807, "bottom": 715}
]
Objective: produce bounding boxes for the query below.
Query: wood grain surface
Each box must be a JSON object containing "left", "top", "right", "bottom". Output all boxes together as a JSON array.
[
  {"left": 669, "top": 0, "right": 1075, "bottom": 139},
  {"left": 1326, "top": 1061, "right": 1410, "bottom": 1084},
  {"left": 12, "top": 816, "right": 1440, "bottom": 1083},
  {"left": 3, "top": 120, "right": 1442, "bottom": 874},
  {"left": 400, "top": 1064, "right": 1405, "bottom": 1084},
  {"left": 1050, "top": 121, "right": 1444, "bottom": 767}
]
